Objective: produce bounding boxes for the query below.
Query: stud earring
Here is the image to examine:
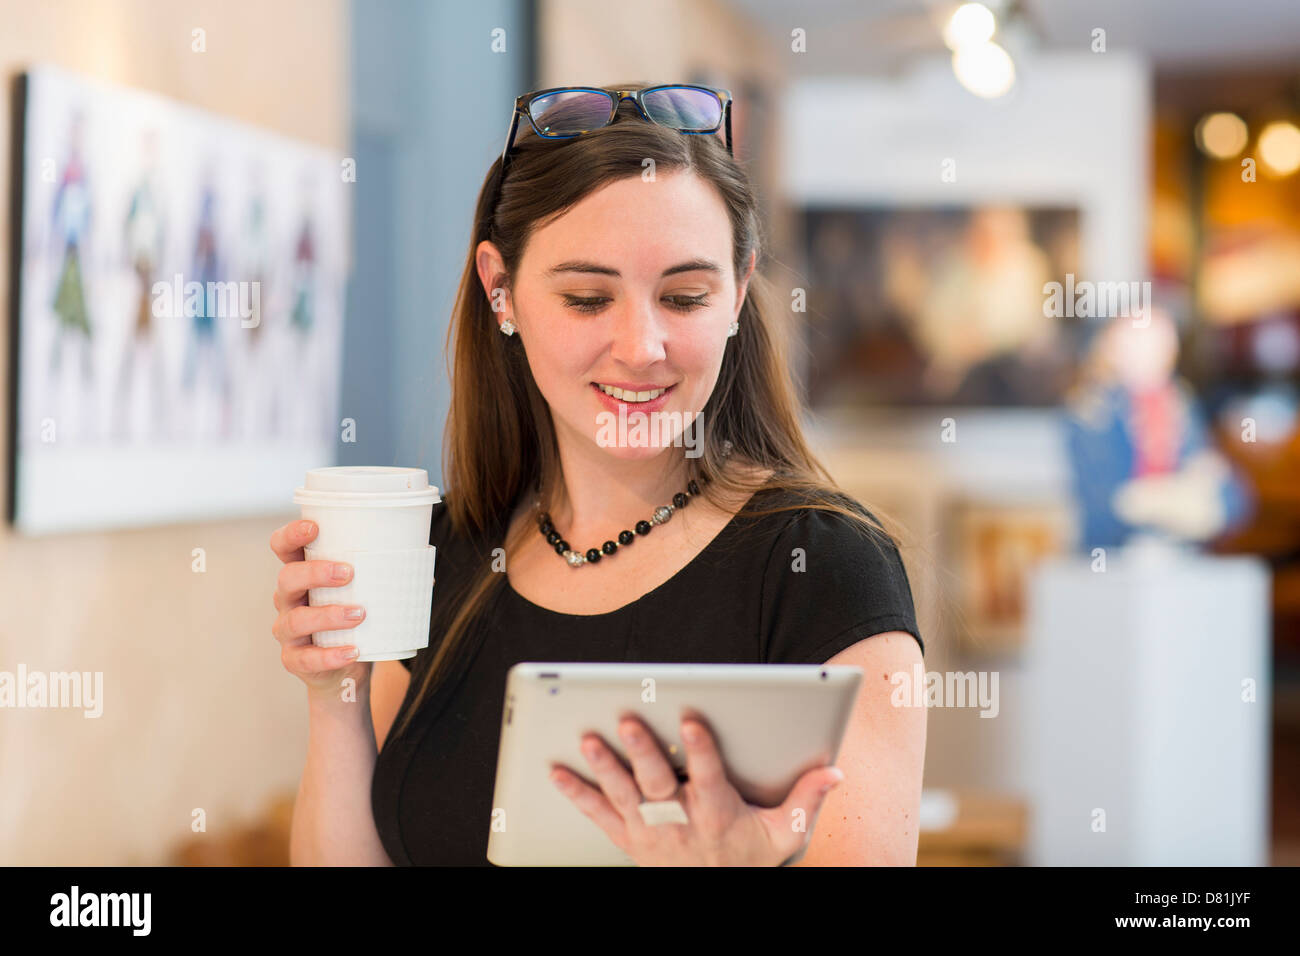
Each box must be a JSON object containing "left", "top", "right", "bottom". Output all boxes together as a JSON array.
[
  {"left": 500, "top": 318, "right": 516, "bottom": 336},
  {"left": 727, "top": 321, "right": 738, "bottom": 337}
]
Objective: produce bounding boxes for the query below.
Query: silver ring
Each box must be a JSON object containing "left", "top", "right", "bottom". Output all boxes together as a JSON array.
[{"left": 637, "top": 795, "right": 688, "bottom": 826}]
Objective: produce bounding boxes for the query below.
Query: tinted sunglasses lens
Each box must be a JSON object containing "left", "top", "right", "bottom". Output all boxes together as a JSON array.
[
  {"left": 640, "top": 87, "right": 722, "bottom": 131},
  {"left": 527, "top": 90, "right": 614, "bottom": 136}
]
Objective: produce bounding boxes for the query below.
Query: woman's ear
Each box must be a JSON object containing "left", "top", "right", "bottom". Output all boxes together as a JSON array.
[{"left": 476, "top": 240, "right": 510, "bottom": 317}]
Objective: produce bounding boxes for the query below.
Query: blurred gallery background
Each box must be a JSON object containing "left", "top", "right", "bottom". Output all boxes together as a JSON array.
[{"left": 1, "top": 0, "right": 1297, "bottom": 865}]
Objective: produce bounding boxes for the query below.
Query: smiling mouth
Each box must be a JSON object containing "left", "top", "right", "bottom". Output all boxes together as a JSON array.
[{"left": 591, "top": 382, "right": 675, "bottom": 403}]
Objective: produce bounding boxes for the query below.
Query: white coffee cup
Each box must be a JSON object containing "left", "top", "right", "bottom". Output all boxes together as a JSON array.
[{"left": 292, "top": 466, "right": 440, "bottom": 662}]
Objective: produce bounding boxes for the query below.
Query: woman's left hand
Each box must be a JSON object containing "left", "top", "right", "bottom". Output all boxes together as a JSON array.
[{"left": 549, "top": 714, "right": 844, "bottom": 866}]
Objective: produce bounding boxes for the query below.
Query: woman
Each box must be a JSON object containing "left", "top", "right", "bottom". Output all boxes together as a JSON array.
[{"left": 270, "top": 84, "right": 926, "bottom": 866}]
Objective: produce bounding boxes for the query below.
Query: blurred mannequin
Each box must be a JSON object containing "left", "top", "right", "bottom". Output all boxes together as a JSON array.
[{"left": 1063, "top": 307, "right": 1253, "bottom": 552}]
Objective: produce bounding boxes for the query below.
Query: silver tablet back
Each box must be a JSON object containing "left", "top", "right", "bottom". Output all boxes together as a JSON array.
[{"left": 486, "top": 662, "right": 862, "bottom": 866}]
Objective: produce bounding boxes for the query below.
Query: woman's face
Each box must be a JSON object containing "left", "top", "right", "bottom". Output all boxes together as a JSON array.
[{"left": 478, "top": 169, "right": 753, "bottom": 462}]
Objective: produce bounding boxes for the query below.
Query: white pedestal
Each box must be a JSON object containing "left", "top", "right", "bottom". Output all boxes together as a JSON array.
[{"left": 1025, "top": 541, "right": 1271, "bottom": 865}]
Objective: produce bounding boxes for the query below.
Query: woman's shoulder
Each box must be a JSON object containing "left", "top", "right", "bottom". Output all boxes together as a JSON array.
[
  {"left": 749, "top": 485, "right": 922, "bottom": 661},
  {"left": 741, "top": 481, "right": 897, "bottom": 549},
  {"left": 793, "top": 490, "right": 894, "bottom": 544},
  {"left": 712, "top": 482, "right": 908, "bottom": 610}
]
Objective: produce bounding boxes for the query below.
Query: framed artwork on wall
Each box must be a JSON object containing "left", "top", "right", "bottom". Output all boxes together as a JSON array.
[
  {"left": 8, "top": 65, "right": 350, "bottom": 534},
  {"left": 948, "top": 498, "right": 1072, "bottom": 654}
]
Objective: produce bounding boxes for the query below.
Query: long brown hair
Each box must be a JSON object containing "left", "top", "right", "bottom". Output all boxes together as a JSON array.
[{"left": 392, "top": 85, "right": 935, "bottom": 741}]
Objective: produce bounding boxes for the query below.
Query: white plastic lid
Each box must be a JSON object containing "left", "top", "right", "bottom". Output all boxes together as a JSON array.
[{"left": 293, "top": 466, "right": 441, "bottom": 508}]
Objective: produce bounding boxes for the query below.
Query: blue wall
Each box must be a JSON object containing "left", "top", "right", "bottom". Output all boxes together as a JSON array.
[{"left": 344, "top": 0, "right": 533, "bottom": 492}]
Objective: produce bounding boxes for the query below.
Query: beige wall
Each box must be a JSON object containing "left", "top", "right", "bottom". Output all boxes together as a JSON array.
[
  {"left": 539, "top": 0, "right": 772, "bottom": 85},
  {"left": 0, "top": 0, "right": 347, "bottom": 864}
]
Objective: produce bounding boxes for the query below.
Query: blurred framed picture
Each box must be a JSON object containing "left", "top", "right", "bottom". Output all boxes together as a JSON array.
[
  {"left": 949, "top": 498, "right": 1071, "bottom": 654},
  {"left": 797, "top": 205, "right": 1082, "bottom": 408},
  {"left": 8, "top": 65, "right": 350, "bottom": 534}
]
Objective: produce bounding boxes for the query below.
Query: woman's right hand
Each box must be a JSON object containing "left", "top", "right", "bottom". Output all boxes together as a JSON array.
[{"left": 270, "top": 519, "right": 371, "bottom": 695}]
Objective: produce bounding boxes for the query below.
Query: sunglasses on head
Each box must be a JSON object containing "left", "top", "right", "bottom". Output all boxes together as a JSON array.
[{"left": 500, "top": 84, "right": 733, "bottom": 174}]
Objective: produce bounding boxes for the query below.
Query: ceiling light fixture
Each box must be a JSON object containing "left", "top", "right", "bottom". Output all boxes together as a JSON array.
[
  {"left": 1195, "top": 112, "right": 1249, "bottom": 159},
  {"left": 943, "top": 3, "right": 997, "bottom": 50},
  {"left": 1258, "top": 120, "right": 1300, "bottom": 176},
  {"left": 944, "top": 2, "right": 1015, "bottom": 99}
]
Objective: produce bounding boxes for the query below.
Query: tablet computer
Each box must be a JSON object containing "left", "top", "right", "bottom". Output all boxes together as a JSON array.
[{"left": 486, "top": 662, "right": 863, "bottom": 866}]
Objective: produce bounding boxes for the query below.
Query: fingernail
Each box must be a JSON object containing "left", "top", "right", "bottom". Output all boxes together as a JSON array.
[
  {"left": 299, "top": 520, "right": 315, "bottom": 535},
  {"left": 344, "top": 606, "right": 364, "bottom": 619},
  {"left": 621, "top": 724, "right": 643, "bottom": 746},
  {"left": 333, "top": 563, "right": 352, "bottom": 581},
  {"left": 682, "top": 722, "right": 700, "bottom": 745},
  {"left": 340, "top": 646, "right": 360, "bottom": 659}
]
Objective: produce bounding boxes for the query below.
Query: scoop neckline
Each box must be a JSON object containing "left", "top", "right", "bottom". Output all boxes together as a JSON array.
[{"left": 502, "top": 486, "right": 773, "bottom": 620}]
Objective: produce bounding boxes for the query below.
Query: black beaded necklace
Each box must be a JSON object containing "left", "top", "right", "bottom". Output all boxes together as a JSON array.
[{"left": 535, "top": 442, "right": 732, "bottom": 568}]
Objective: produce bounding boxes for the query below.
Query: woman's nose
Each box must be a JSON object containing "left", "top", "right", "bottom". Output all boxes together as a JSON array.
[{"left": 607, "top": 299, "right": 668, "bottom": 368}]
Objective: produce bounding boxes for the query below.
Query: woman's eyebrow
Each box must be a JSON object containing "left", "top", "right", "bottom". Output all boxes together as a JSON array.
[{"left": 544, "top": 258, "right": 723, "bottom": 279}]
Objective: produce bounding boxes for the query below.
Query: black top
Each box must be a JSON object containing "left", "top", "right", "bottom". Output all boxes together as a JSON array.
[{"left": 371, "top": 485, "right": 922, "bottom": 866}]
